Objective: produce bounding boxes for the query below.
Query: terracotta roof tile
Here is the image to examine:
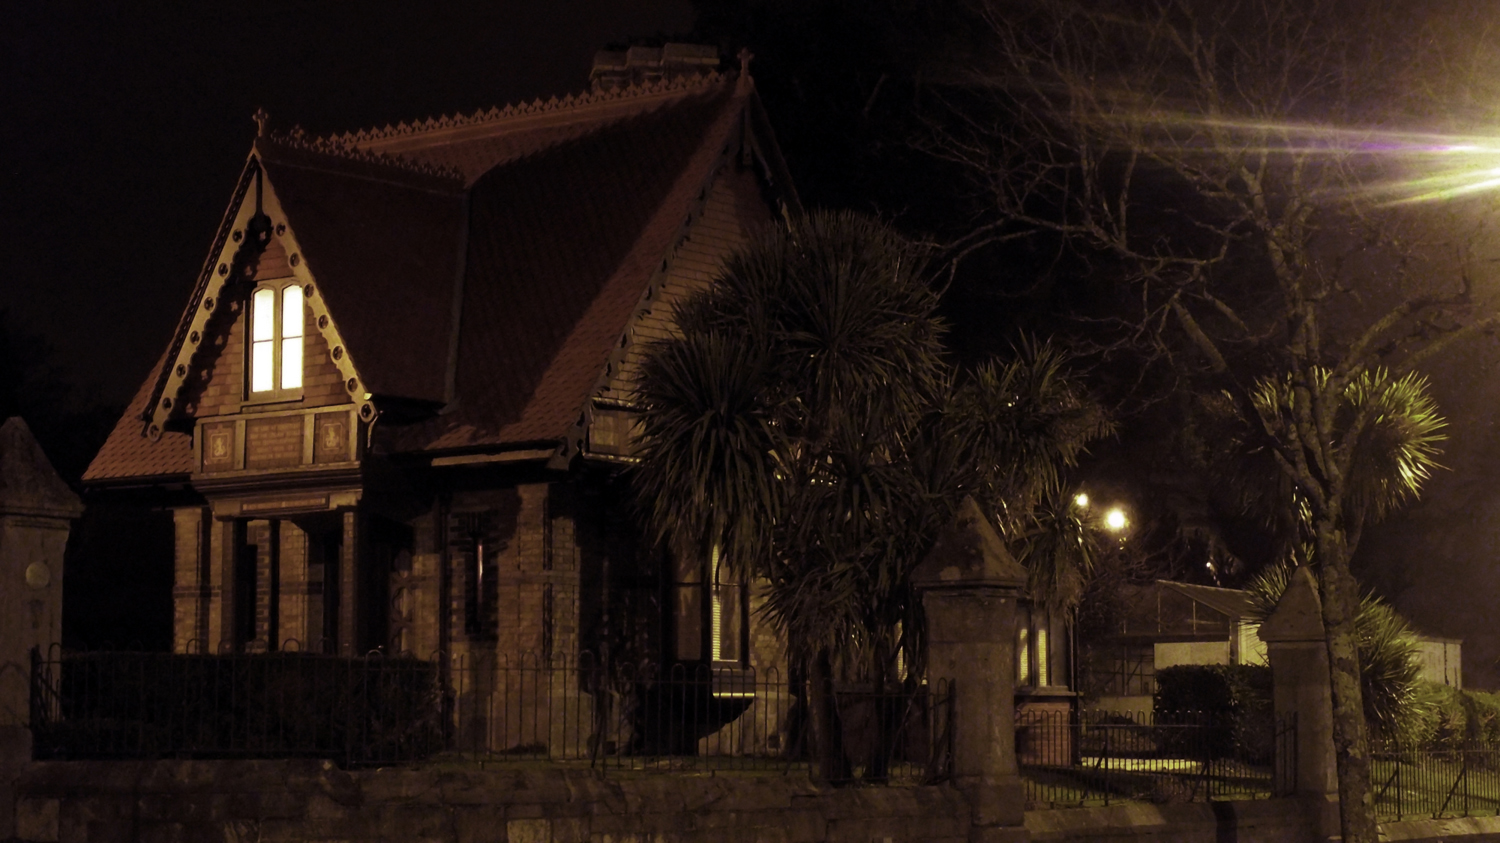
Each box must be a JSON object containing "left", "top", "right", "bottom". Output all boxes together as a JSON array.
[
  {"left": 84, "top": 350, "right": 194, "bottom": 483},
  {"left": 258, "top": 151, "right": 467, "bottom": 405},
  {"left": 387, "top": 80, "right": 745, "bottom": 452}
]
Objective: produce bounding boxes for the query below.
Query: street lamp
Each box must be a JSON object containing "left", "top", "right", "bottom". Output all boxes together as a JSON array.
[{"left": 1103, "top": 506, "right": 1128, "bottom": 533}]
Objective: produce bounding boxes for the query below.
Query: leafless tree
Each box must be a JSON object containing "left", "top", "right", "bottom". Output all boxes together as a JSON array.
[{"left": 927, "top": 0, "right": 1500, "bottom": 838}]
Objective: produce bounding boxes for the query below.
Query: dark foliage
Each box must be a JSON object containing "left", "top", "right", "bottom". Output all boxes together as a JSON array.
[{"left": 1154, "top": 664, "right": 1273, "bottom": 762}]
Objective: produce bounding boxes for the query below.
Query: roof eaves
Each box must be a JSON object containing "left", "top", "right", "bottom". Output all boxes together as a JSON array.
[{"left": 553, "top": 85, "right": 751, "bottom": 470}]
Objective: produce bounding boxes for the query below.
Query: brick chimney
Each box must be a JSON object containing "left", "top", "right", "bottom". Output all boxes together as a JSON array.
[{"left": 590, "top": 43, "right": 721, "bottom": 92}]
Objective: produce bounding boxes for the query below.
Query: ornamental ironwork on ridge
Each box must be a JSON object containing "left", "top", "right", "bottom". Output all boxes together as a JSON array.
[
  {"left": 259, "top": 127, "right": 467, "bottom": 187},
  {"left": 319, "top": 70, "right": 726, "bottom": 148}
]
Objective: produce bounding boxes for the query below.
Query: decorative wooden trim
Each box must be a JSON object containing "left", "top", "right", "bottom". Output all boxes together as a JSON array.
[
  {"left": 145, "top": 159, "right": 265, "bottom": 441},
  {"left": 195, "top": 404, "right": 357, "bottom": 476},
  {"left": 330, "top": 73, "right": 726, "bottom": 154},
  {"left": 552, "top": 96, "right": 747, "bottom": 471},
  {"left": 253, "top": 167, "right": 373, "bottom": 424}
]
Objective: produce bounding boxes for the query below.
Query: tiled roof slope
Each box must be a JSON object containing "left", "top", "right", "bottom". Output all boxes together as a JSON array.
[
  {"left": 85, "top": 72, "right": 758, "bottom": 481},
  {"left": 258, "top": 149, "right": 468, "bottom": 405},
  {"left": 332, "top": 74, "right": 725, "bottom": 185},
  {"left": 391, "top": 79, "right": 743, "bottom": 452},
  {"left": 84, "top": 349, "right": 194, "bottom": 483}
]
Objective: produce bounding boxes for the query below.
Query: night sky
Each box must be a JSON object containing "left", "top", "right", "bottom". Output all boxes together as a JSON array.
[{"left": 1, "top": 1, "right": 695, "bottom": 408}]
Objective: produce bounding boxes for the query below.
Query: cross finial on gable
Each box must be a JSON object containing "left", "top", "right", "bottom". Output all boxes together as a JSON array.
[
  {"left": 738, "top": 48, "right": 754, "bottom": 77},
  {"left": 253, "top": 108, "right": 270, "bottom": 138}
]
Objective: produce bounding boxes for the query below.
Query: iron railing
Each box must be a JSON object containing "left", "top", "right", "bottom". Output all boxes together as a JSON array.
[
  {"left": 1374, "top": 742, "right": 1500, "bottom": 821},
  {"left": 29, "top": 646, "right": 954, "bottom": 782},
  {"left": 447, "top": 652, "right": 953, "bottom": 782},
  {"left": 29, "top": 645, "right": 442, "bottom": 765},
  {"left": 1018, "top": 708, "right": 1296, "bottom": 808}
]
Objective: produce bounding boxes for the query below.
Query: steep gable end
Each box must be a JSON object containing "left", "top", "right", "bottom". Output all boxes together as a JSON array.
[
  {"left": 85, "top": 159, "right": 382, "bottom": 483},
  {"left": 141, "top": 158, "right": 374, "bottom": 436}
]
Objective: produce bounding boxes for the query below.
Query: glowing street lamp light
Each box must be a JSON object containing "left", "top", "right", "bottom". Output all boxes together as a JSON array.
[
  {"left": 1103, "top": 507, "right": 1128, "bottom": 532},
  {"left": 1074, "top": 492, "right": 1089, "bottom": 508}
]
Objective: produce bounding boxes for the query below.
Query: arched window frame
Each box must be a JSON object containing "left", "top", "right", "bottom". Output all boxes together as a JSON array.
[
  {"left": 670, "top": 542, "right": 749, "bottom": 666},
  {"left": 246, "top": 280, "right": 305, "bottom": 401}
]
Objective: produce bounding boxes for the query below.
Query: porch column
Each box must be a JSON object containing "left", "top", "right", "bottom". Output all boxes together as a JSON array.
[
  {"left": 277, "top": 520, "right": 311, "bottom": 650},
  {"left": 208, "top": 518, "right": 238, "bottom": 650},
  {"left": 912, "top": 497, "right": 1029, "bottom": 843},
  {"left": 171, "top": 507, "right": 212, "bottom": 652},
  {"left": 339, "top": 509, "right": 362, "bottom": 655},
  {"left": 1260, "top": 565, "right": 1339, "bottom": 836}
]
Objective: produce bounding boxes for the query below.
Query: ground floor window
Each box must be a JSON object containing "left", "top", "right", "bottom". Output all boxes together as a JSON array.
[{"left": 670, "top": 543, "right": 747, "bottom": 665}]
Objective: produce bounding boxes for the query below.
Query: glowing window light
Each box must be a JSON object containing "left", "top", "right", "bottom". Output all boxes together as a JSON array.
[
  {"left": 249, "top": 283, "right": 306, "bottom": 394},
  {"left": 710, "top": 543, "right": 723, "bottom": 662},
  {"left": 281, "top": 285, "right": 304, "bottom": 390},
  {"left": 250, "top": 288, "right": 276, "bottom": 393}
]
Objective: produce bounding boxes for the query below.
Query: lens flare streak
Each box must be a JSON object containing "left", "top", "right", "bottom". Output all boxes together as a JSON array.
[{"left": 1110, "top": 111, "right": 1500, "bottom": 205}]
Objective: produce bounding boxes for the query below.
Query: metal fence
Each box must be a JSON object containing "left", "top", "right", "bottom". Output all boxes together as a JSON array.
[
  {"left": 447, "top": 652, "right": 953, "bottom": 783},
  {"left": 1374, "top": 742, "right": 1500, "bottom": 821},
  {"left": 1017, "top": 708, "right": 1296, "bottom": 809},
  {"left": 29, "top": 646, "right": 953, "bottom": 782},
  {"left": 29, "top": 646, "right": 443, "bottom": 766}
]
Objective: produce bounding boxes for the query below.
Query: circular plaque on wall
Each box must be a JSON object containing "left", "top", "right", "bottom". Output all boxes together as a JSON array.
[{"left": 25, "top": 562, "right": 51, "bottom": 589}]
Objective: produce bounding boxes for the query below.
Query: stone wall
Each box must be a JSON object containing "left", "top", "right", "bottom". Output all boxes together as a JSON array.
[
  {"left": 11, "top": 760, "right": 973, "bottom": 843},
  {"left": 15, "top": 759, "right": 1500, "bottom": 843}
]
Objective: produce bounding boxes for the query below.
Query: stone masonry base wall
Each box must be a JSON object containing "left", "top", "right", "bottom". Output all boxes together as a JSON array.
[
  {"left": 12, "top": 760, "right": 1500, "bottom": 843},
  {"left": 11, "top": 760, "right": 973, "bottom": 843}
]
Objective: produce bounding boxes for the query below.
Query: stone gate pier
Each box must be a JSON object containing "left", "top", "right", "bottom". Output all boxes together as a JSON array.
[
  {"left": 0, "top": 418, "right": 83, "bottom": 840},
  {"left": 913, "top": 497, "right": 1030, "bottom": 843}
]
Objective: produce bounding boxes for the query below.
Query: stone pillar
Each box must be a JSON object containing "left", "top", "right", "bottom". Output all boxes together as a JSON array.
[
  {"left": 912, "top": 497, "right": 1029, "bottom": 843},
  {"left": 278, "top": 521, "right": 310, "bottom": 650},
  {"left": 171, "top": 507, "right": 211, "bottom": 652},
  {"left": 1259, "top": 565, "right": 1339, "bottom": 837},
  {"left": 207, "top": 517, "right": 237, "bottom": 650},
  {"left": 0, "top": 417, "right": 83, "bottom": 839},
  {"left": 339, "top": 509, "right": 362, "bottom": 655}
]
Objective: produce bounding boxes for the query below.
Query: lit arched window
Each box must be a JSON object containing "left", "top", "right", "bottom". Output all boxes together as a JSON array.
[{"left": 249, "top": 283, "right": 304, "bottom": 395}]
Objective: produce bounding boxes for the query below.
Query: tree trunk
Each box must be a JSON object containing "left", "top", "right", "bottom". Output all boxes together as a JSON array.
[
  {"left": 808, "top": 648, "right": 850, "bottom": 782},
  {"left": 1316, "top": 519, "right": 1379, "bottom": 843}
]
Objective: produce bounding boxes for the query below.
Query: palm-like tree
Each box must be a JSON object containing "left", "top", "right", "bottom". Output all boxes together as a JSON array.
[
  {"left": 1231, "top": 368, "right": 1444, "bottom": 741},
  {"left": 632, "top": 210, "right": 1111, "bottom": 779},
  {"left": 1245, "top": 367, "right": 1446, "bottom": 554}
]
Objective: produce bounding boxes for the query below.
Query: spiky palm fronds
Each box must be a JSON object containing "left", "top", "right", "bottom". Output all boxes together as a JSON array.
[
  {"left": 1017, "top": 488, "right": 1099, "bottom": 614},
  {"left": 1247, "top": 367, "right": 1445, "bottom": 529},
  {"left": 948, "top": 339, "right": 1115, "bottom": 518},
  {"left": 634, "top": 210, "right": 1112, "bottom": 680},
  {"left": 1244, "top": 558, "right": 1426, "bottom": 740},
  {"left": 1341, "top": 370, "right": 1446, "bottom": 525},
  {"left": 633, "top": 328, "right": 781, "bottom": 570}
]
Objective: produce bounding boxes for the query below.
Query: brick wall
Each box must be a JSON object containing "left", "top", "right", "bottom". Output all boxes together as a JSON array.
[
  {"left": 179, "top": 237, "right": 350, "bottom": 420},
  {"left": 171, "top": 508, "right": 210, "bottom": 650}
]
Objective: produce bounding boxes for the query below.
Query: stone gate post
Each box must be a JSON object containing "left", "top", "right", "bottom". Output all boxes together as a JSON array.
[
  {"left": 0, "top": 417, "right": 83, "bottom": 838},
  {"left": 913, "top": 497, "right": 1029, "bottom": 843},
  {"left": 1259, "top": 565, "right": 1339, "bottom": 838}
]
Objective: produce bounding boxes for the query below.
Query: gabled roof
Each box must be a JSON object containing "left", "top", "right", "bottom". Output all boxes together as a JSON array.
[
  {"left": 255, "top": 144, "right": 468, "bottom": 406},
  {"left": 1159, "top": 580, "right": 1255, "bottom": 622},
  {"left": 86, "top": 66, "right": 788, "bottom": 484}
]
